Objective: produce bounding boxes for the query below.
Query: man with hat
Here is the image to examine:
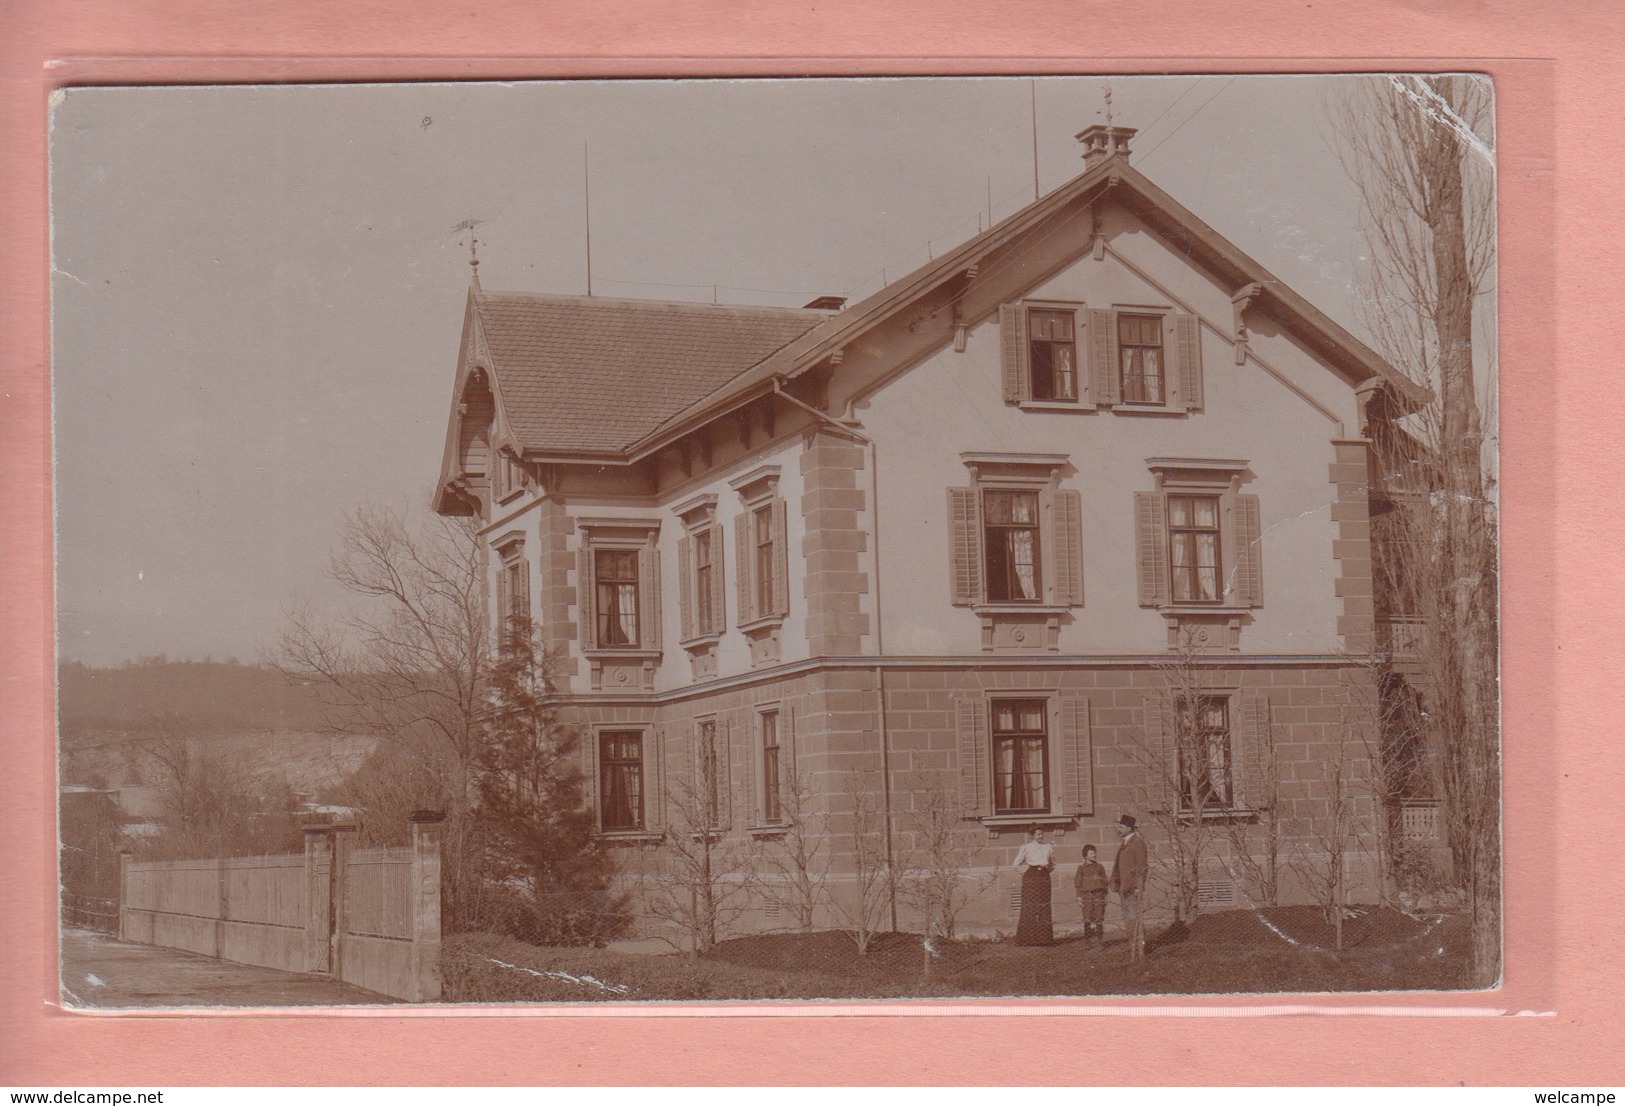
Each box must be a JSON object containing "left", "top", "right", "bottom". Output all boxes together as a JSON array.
[{"left": 1109, "top": 813, "right": 1149, "bottom": 960}]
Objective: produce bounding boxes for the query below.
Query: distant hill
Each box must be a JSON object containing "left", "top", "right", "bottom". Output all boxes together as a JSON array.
[
  {"left": 58, "top": 659, "right": 336, "bottom": 738},
  {"left": 57, "top": 660, "right": 378, "bottom": 795}
]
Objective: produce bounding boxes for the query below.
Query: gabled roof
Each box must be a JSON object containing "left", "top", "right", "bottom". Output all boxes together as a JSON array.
[
  {"left": 470, "top": 293, "right": 821, "bottom": 456},
  {"left": 437, "top": 148, "right": 1428, "bottom": 485},
  {"left": 632, "top": 157, "right": 1430, "bottom": 455}
]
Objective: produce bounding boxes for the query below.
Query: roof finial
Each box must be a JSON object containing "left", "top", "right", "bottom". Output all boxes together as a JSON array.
[
  {"left": 453, "top": 218, "right": 483, "bottom": 290},
  {"left": 1104, "top": 84, "right": 1113, "bottom": 128}
]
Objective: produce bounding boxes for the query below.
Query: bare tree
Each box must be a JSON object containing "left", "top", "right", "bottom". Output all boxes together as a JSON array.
[
  {"left": 829, "top": 771, "right": 892, "bottom": 956},
  {"left": 1288, "top": 720, "right": 1366, "bottom": 953},
  {"left": 1130, "top": 632, "right": 1229, "bottom": 923},
  {"left": 1330, "top": 74, "right": 1500, "bottom": 983},
  {"left": 636, "top": 730, "right": 757, "bottom": 956},
  {"left": 130, "top": 724, "right": 303, "bottom": 860},
  {"left": 751, "top": 764, "right": 829, "bottom": 931},
  {"left": 893, "top": 773, "right": 996, "bottom": 943},
  {"left": 1343, "top": 653, "right": 1423, "bottom": 909},
  {"left": 274, "top": 504, "right": 492, "bottom": 923},
  {"left": 1223, "top": 719, "right": 1284, "bottom": 909}
]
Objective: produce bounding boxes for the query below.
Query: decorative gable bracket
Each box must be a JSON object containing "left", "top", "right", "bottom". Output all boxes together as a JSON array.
[{"left": 1231, "top": 283, "right": 1265, "bottom": 367}]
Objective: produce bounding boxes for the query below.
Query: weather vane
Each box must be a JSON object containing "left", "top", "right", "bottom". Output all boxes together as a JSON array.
[
  {"left": 1104, "top": 85, "right": 1114, "bottom": 127},
  {"left": 452, "top": 218, "right": 483, "bottom": 284}
]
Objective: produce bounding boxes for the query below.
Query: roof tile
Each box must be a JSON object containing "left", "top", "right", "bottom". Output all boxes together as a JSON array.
[{"left": 474, "top": 293, "right": 821, "bottom": 455}]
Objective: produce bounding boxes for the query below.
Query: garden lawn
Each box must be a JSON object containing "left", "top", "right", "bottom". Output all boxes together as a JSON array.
[{"left": 441, "top": 906, "right": 1474, "bottom": 1004}]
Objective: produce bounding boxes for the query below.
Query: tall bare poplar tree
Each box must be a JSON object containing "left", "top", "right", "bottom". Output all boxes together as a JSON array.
[{"left": 1330, "top": 74, "right": 1500, "bottom": 984}]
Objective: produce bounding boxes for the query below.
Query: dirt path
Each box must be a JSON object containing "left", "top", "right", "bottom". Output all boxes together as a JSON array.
[{"left": 58, "top": 928, "right": 402, "bottom": 1009}]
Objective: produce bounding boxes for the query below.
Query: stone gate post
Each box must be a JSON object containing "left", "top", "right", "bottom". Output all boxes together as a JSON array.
[
  {"left": 408, "top": 810, "right": 445, "bottom": 1002},
  {"left": 118, "top": 851, "right": 131, "bottom": 941},
  {"left": 302, "top": 825, "right": 334, "bottom": 972},
  {"left": 328, "top": 823, "right": 356, "bottom": 981}
]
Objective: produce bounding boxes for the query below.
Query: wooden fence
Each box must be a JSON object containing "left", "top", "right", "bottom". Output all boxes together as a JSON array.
[{"left": 120, "top": 815, "right": 442, "bottom": 1001}]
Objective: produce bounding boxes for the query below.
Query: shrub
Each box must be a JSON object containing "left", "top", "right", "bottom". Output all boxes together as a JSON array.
[{"left": 459, "top": 882, "right": 633, "bottom": 948}]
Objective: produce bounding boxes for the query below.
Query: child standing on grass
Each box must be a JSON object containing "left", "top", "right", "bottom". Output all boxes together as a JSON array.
[{"left": 1073, "top": 844, "right": 1108, "bottom": 948}]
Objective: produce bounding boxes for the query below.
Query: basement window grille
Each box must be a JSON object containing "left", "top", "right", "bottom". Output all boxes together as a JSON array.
[{"left": 1197, "top": 879, "right": 1235, "bottom": 908}]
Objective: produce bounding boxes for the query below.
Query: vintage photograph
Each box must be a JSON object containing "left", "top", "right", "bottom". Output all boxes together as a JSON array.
[{"left": 51, "top": 74, "right": 1499, "bottom": 1006}]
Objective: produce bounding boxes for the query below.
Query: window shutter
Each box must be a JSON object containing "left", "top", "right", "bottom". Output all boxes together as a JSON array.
[
  {"left": 1235, "top": 694, "right": 1271, "bottom": 811},
  {"left": 750, "top": 712, "right": 765, "bottom": 827},
  {"left": 1166, "top": 312, "right": 1204, "bottom": 412},
  {"left": 577, "top": 546, "right": 597, "bottom": 649},
  {"left": 784, "top": 704, "right": 797, "bottom": 767},
  {"left": 516, "top": 557, "right": 531, "bottom": 624},
  {"left": 1054, "top": 488, "right": 1085, "bottom": 607},
  {"left": 1088, "top": 308, "right": 1120, "bottom": 407},
  {"left": 999, "top": 304, "right": 1027, "bottom": 403},
  {"left": 1144, "top": 695, "right": 1175, "bottom": 814},
  {"left": 678, "top": 535, "right": 695, "bottom": 641},
  {"left": 637, "top": 545, "right": 660, "bottom": 651},
  {"left": 1233, "top": 494, "right": 1264, "bottom": 607},
  {"left": 947, "top": 487, "right": 982, "bottom": 606},
  {"left": 582, "top": 729, "right": 600, "bottom": 822},
  {"left": 770, "top": 499, "right": 790, "bottom": 617},
  {"left": 494, "top": 565, "right": 509, "bottom": 634},
  {"left": 707, "top": 522, "right": 727, "bottom": 634},
  {"left": 957, "top": 697, "right": 991, "bottom": 817},
  {"left": 644, "top": 728, "right": 664, "bottom": 833},
  {"left": 678, "top": 725, "right": 697, "bottom": 831},
  {"left": 717, "top": 719, "right": 734, "bottom": 831},
  {"left": 1134, "top": 491, "right": 1170, "bottom": 608},
  {"left": 1062, "top": 694, "right": 1094, "bottom": 816},
  {"left": 734, "top": 512, "right": 755, "bottom": 625}
]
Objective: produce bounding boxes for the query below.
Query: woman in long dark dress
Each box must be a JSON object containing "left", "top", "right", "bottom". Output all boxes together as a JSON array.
[{"left": 1012, "top": 827, "right": 1056, "bottom": 945}]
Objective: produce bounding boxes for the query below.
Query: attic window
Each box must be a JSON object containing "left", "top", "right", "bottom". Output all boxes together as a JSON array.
[
  {"left": 1117, "top": 314, "right": 1165, "bottom": 406},
  {"left": 492, "top": 450, "right": 525, "bottom": 502},
  {"left": 999, "top": 302, "right": 1205, "bottom": 414},
  {"left": 1028, "top": 308, "right": 1078, "bottom": 402}
]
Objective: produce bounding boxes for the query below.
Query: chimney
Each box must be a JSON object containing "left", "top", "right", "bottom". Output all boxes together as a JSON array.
[{"left": 1075, "top": 124, "right": 1138, "bottom": 168}]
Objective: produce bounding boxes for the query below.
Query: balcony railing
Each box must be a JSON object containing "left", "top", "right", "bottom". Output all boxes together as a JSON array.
[
  {"left": 1399, "top": 799, "right": 1441, "bottom": 842},
  {"left": 1377, "top": 616, "right": 1426, "bottom": 658}
]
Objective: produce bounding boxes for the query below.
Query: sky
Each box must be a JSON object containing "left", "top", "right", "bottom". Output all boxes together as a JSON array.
[{"left": 48, "top": 75, "right": 1486, "bottom": 667}]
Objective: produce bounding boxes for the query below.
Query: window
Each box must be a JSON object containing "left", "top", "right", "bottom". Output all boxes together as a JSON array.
[
  {"left": 1147, "top": 690, "right": 1268, "bottom": 815},
  {"left": 675, "top": 495, "right": 724, "bottom": 666},
  {"left": 983, "top": 489, "right": 1042, "bottom": 603},
  {"left": 730, "top": 469, "right": 789, "bottom": 627},
  {"left": 992, "top": 699, "right": 1049, "bottom": 815},
  {"left": 599, "top": 731, "right": 645, "bottom": 831},
  {"left": 998, "top": 302, "right": 1204, "bottom": 412},
  {"left": 760, "top": 710, "right": 783, "bottom": 823},
  {"left": 948, "top": 454, "right": 1083, "bottom": 611},
  {"left": 753, "top": 505, "right": 777, "bottom": 616},
  {"left": 493, "top": 540, "right": 530, "bottom": 651},
  {"left": 1168, "top": 494, "right": 1222, "bottom": 603},
  {"left": 594, "top": 549, "right": 640, "bottom": 646},
  {"left": 695, "top": 530, "right": 715, "bottom": 630},
  {"left": 1118, "top": 313, "right": 1164, "bottom": 405},
  {"left": 1027, "top": 308, "right": 1077, "bottom": 402},
  {"left": 577, "top": 519, "right": 662, "bottom": 655},
  {"left": 1135, "top": 460, "right": 1263, "bottom": 610},
  {"left": 492, "top": 451, "right": 525, "bottom": 502},
  {"left": 1176, "top": 696, "right": 1232, "bottom": 811},
  {"left": 958, "top": 694, "right": 1093, "bottom": 820}
]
